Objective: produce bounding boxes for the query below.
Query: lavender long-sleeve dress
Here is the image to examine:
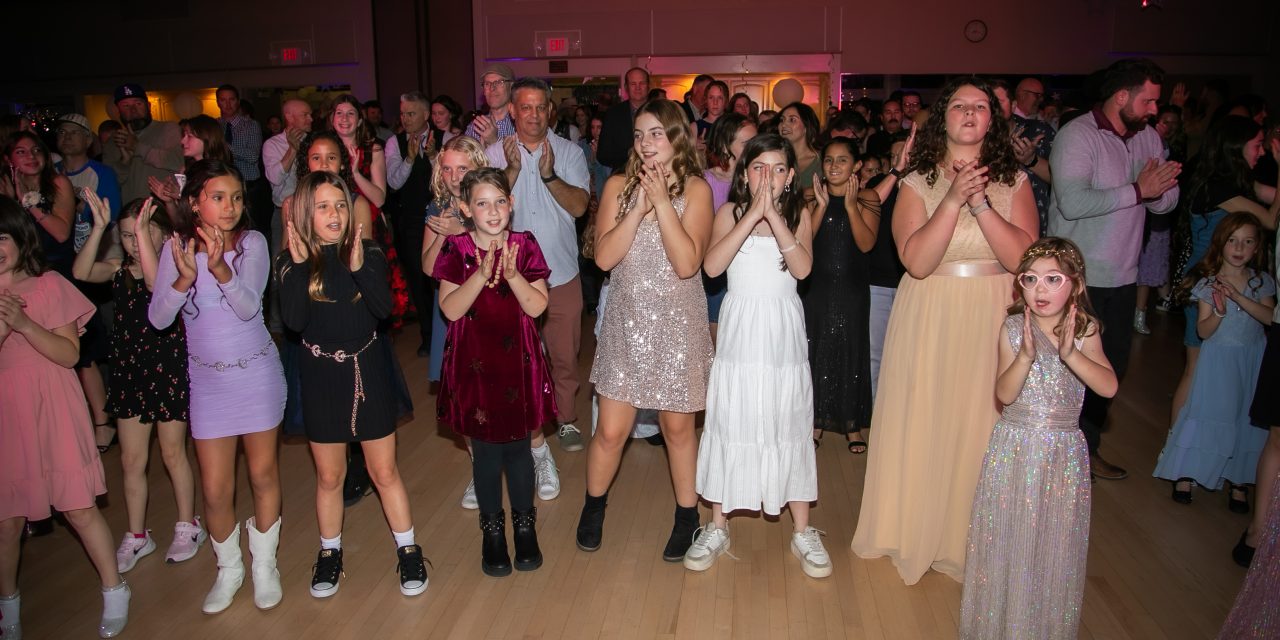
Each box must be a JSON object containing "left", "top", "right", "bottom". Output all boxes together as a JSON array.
[{"left": 149, "top": 231, "right": 285, "bottom": 439}]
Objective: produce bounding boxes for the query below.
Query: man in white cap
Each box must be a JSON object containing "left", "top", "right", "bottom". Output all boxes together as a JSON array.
[
  {"left": 103, "top": 83, "right": 184, "bottom": 205},
  {"left": 55, "top": 113, "right": 122, "bottom": 251},
  {"left": 465, "top": 63, "right": 517, "bottom": 146}
]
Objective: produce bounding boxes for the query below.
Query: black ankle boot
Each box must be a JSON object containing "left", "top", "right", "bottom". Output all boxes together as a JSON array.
[
  {"left": 662, "top": 504, "right": 700, "bottom": 562},
  {"left": 576, "top": 493, "right": 607, "bottom": 552},
  {"left": 479, "top": 511, "right": 511, "bottom": 577},
  {"left": 511, "top": 507, "right": 543, "bottom": 571}
]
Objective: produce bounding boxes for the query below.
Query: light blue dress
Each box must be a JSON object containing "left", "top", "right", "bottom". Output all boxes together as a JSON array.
[{"left": 1154, "top": 270, "right": 1275, "bottom": 488}]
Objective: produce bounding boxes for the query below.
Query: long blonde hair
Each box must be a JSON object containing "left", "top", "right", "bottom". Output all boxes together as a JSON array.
[
  {"left": 615, "top": 99, "right": 703, "bottom": 221},
  {"left": 431, "top": 135, "right": 489, "bottom": 208}
]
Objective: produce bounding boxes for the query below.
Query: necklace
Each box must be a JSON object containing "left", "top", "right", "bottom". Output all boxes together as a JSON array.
[{"left": 473, "top": 232, "right": 507, "bottom": 288}]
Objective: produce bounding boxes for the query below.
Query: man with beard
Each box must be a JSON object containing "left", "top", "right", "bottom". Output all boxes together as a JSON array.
[
  {"left": 865, "top": 98, "right": 903, "bottom": 158},
  {"left": 1048, "top": 58, "right": 1180, "bottom": 481},
  {"left": 103, "top": 83, "right": 183, "bottom": 204}
]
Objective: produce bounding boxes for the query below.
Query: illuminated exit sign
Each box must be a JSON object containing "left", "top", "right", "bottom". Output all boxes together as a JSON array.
[
  {"left": 269, "top": 40, "right": 313, "bottom": 66},
  {"left": 534, "top": 30, "right": 581, "bottom": 57}
]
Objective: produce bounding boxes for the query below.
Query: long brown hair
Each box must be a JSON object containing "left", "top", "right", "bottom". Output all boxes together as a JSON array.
[
  {"left": 284, "top": 171, "right": 366, "bottom": 302},
  {"left": 1183, "top": 211, "right": 1267, "bottom": 297},
  {"left": 616, "top": 99, "right": 703, "bottom": 221},
  {"left": 907, "top": 76, "right": 1020, "bottom": 189},
  {"left": 1009, "top": 237, "right": 1101, "bottom": 341},
  {"left": 180, "top": 115, "right": 231, "bottom": 165}
]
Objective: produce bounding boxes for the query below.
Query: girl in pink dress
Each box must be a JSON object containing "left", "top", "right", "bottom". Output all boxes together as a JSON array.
[
  {"left": 435, "top": 168, "right": 556, "bottom": 577},
  {"left": 0, "top": 196, "right": 130, "bottom": 639}
]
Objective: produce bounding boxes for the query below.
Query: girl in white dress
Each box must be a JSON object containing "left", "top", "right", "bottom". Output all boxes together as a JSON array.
[{"left": 686, "top": 134, "right": 829, "bottom": 578}]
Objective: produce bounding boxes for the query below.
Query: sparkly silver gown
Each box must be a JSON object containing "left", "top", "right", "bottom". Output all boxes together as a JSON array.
[
  {"left": 960, "top": 314, "right": 1090, "bottom": 640},
  {"left": 590, "top": 194, "right": 713, "bottom": 413}
]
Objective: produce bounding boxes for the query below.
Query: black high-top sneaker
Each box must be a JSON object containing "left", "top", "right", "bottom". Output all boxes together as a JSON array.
[{"left": 310, "top": 548, "right": 344, "bottom": 598}]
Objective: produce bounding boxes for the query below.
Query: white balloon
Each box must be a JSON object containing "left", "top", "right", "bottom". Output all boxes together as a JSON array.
[{"left": 772, "top": 79, "right": 804, "bottom": 109}]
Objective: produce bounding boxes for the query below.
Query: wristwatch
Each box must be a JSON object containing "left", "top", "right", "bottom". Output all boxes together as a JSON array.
[
  {"left": 888, "top": 168, "right": 903, "bottom": 178},
  {"left": 969, "top": 198, "right": 992, "bottom": 216},
  {"left": 541, "top": 171, "right": 559, "bottom": 184}
]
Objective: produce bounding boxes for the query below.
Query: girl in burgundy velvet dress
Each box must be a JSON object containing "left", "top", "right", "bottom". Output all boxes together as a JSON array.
[{"left": 434, "top": 168, "right": 555, "bottom": 577}]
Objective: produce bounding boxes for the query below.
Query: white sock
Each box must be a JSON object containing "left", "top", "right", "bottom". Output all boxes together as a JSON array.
[
  {"left": 320, "top": 534, "right": 342, "bottom": 550},
  {"left": 392, "top": 527, "right": 415, "bottom": 549},
  {"left": 531, "top": 442, "right": 551, "bottom": 459},
  {"left": 0, "top": 591, "right": 19, "bottom": 626}
]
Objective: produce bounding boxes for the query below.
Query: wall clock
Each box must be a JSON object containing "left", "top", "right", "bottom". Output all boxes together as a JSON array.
[{"left": 964, "top": 19, "right": 988, "bottom": 43}]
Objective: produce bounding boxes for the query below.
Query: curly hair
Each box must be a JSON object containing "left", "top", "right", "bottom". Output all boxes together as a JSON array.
[
  {"left": 295, "top": 130, "right": 357, "bottom": 187},
  {"left": 1008, "top": 237, "right": 1101, "bottom": 341},
  {"left": 431, "top": 135, "right": 489, "bottom": 208},
  {"left": 906, "top": 76, "right": 1021, "bottom": 189},
  {"left": 616, "top": 99, "right": 704, "bottom": 221}
]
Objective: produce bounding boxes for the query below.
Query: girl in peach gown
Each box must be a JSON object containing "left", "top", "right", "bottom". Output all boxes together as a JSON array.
[{"left": 850, "top": 77, "right": 1038, "bottom": 585}]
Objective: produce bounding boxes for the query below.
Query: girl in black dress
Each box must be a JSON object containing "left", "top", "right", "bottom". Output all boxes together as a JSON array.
[
  {"left": 804, "top": 137, "right": 881, "bottom": 452},
  {"left": 277, "top": 171, "right": 427, "bottom": 599},
  {"left": 71, "top": 194, "right": 202, "bottom": 570}
]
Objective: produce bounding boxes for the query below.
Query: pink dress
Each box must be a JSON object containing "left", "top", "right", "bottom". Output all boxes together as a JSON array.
[{"left": 0, "top": 271, "right": 107, "bottom": 521}]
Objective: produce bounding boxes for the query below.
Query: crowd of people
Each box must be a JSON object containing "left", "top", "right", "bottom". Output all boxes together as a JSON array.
[{"left": 0, "top": 56, "right": 1278, "bottom": 639}]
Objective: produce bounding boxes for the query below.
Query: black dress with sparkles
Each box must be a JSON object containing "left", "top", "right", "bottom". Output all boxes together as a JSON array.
[{"left": 802, "top": 196, "right": 873, "bottom": 434}]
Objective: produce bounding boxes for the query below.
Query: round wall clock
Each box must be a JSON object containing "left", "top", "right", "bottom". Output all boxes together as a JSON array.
[{"left": 964, "top": 19, "right": 988, "bottom": 43}]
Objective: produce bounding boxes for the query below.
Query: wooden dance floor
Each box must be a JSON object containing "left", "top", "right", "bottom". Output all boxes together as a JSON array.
[{"left": 21, "top": 310, "right": 1251, "bottom": 639}]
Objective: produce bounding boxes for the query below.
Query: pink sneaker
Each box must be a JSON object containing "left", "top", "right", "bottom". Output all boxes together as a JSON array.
[
  {"left": 116, "top": 531, "right": 155, "bottom": 573},
  {"left": 166, "top": 518, "right": 207, "bottom": 564}
]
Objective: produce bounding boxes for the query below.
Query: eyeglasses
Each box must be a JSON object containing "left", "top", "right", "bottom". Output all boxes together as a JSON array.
[
  {"left": 479, "top": 80, "right": 510, "bottom": 91},
  {"left": 1018, "top": 271, "right": 1069, "bottom": 291},
  {"left": 1018, "top": 89, "right": 1045, "bottom": 99}
]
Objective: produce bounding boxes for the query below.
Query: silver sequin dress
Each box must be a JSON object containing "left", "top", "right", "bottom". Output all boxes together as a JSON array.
[
  {"left": 590, "top": 194, "right": 713, "bottom": 412},
  {"left": 960, "top": 314, "right": 1090, "bottom": 640}
]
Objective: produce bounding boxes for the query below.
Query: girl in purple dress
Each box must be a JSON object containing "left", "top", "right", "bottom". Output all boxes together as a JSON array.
[
  {"left": 146, "top": 160, "right": 286, "bottom": 615},
  {"left": 435, "top": 168, "right": 556, "bottom": 577}
]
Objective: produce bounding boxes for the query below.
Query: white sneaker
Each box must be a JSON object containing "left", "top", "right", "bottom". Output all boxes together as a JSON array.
[
  {"left": 460, "top": 478, "right": 479, "bottom": 510},
  {"left": 790, "top": 527, "right": 833, "bottom": 578},
  {"left": 0, "top": 591, "right": 20, "bottom": 640},
  {"left": 115, "top": 532, "right": 156, "bottom": 573},
  {"left": 534, "top": 451, "right": 561, "bottom": 501},
  {"left": 683, "top": 523, "right": 731, "bottom": 571},
  {"left": 166, "top": 518, "right": 207, "bottom": 563}
]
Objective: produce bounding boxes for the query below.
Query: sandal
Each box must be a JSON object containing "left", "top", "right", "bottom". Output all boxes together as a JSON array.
[
  {"left": 847, "top": 440, "right": 868, "bottom": 454},
  {"left": 94, "top": 422, "right": 117, "bottom": 454},
  {"left": 1171, "top": 478, "right": 1194, "bottom": 504}
]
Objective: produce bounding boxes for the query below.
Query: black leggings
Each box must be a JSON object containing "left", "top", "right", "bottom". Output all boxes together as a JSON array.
[{"left": 471, "top": 435, "right": 533, "bottom": 514}]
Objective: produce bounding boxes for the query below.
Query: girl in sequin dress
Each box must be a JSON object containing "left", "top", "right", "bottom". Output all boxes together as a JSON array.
[
  {"left": 71, "top": 195, "right": 203, "bottom": 572},
  {"left": 435, "top": 168, "right": 556, "bottom": 577},
  {"left": 960, "top": 238, "right": 1117, "bottom": 640},
  {"left": 1154, "top": 213, "right": 1275, "bottom": 503},
  {"left": 687, "top": 134, "right": 831, "bottom": 578},
  {"left": 581, "top": 100, "right": 715, "bottom": 561}
]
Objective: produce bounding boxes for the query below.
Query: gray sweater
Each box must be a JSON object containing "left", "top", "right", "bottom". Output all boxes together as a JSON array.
[{"left": 1046, "top": 110, "right": 1178, "bottom": 288}]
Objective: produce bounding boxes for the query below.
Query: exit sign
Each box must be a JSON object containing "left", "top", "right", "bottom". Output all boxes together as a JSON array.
[
  {"left": 533, "top": 30, "right": 581, "bottom": 58},
  {"left": 269, "top": 40, "right": 312, "bottom": 66}
]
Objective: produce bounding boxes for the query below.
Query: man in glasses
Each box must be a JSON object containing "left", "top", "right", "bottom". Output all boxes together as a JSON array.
[
  {"left": 1014, "top": 78, "right": 1046, "bottom": 121},
  {"left": 465, "top": 63, "right": 517, "bottom": 146},
  {"left": 55, "top": 113, "right": 122, "bottom": 251}
]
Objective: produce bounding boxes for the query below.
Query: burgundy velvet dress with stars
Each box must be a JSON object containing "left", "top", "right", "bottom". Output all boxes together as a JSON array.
[{"left": 433, "top": 231, "right": 557, "bottom": 443}]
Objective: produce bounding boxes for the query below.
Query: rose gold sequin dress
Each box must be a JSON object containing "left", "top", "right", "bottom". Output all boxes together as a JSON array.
[{"left": 590, "top": 194, "right": 713, "bottom": 413}]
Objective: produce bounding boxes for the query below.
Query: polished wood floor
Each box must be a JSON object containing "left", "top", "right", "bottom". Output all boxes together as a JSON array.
[{"left": 19, "top": 309, "right": 1254, "bottom": 639}]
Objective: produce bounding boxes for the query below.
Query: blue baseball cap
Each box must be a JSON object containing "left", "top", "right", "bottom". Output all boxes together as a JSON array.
[{"left": 114, "top": 83, "right": 147, "bottom": 104}]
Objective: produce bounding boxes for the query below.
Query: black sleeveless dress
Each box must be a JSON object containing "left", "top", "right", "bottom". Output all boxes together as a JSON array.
[{"left": 802, "top": 195, "right": 873, "bottom": 434}]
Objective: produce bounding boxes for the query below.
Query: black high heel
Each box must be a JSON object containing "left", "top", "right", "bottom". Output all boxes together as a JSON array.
[
  {"left": 1233, "top": 530, "right": 1256, "bottom": 568},
  {"left": 1227, "top": 483, "right": 1250, "bottom": 514},
  {"left": 1171, "top": 478, "right": 1194, "bottom": 504},
  {"left": 95, "top": 422, "right": 117, "bottom": 454}
]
